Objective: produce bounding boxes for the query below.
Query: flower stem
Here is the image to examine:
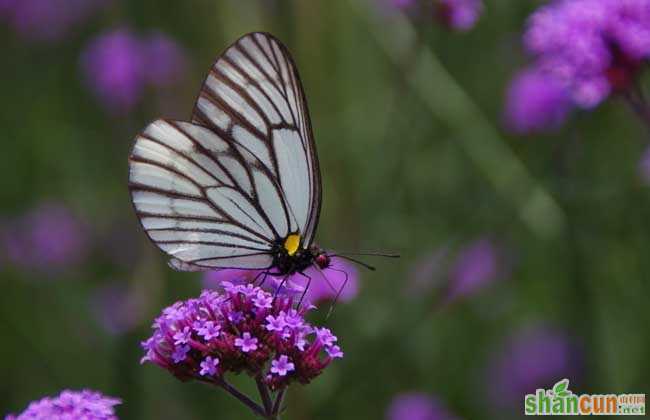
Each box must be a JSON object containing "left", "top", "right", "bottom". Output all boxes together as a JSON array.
[
  {"left": 200, "top": 377, "right": 267, "bottom": 418},
  {"left": 272, "top": 388, "right": 286, "bottom": 417},
  {"left": 255, "top": 375, "right": 273, "bottom": 415}
]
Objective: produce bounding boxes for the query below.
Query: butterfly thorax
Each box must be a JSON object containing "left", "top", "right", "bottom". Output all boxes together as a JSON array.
[{"left": 271, "top": 234, "right": 329, "bottom": 275}]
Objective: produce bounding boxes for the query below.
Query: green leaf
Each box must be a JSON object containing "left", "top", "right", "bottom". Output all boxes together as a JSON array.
[{"left": 553, "top": 379, "right": 571, "bottom": 397}]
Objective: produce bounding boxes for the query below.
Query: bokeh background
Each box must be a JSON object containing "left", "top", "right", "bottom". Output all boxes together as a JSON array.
[{"left": 2, "top": 0, "right": 649, "bottom": 419}]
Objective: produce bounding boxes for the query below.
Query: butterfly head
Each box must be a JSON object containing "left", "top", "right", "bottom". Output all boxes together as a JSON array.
[
  {"left": 271, "top": 234, "right": 330, "bottom": 275},
  {"left": 314, "top": 251, "right": 331, "bottom": 270}
]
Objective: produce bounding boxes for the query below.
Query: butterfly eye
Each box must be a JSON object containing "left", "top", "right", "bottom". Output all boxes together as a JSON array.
[{"left": 315, "top": 254, "right": 330, "bottom": 269}]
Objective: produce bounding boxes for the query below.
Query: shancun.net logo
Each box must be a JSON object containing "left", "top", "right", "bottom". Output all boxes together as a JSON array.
[{"left": 524, "top": 379, "right": 645, "bottom": 416}]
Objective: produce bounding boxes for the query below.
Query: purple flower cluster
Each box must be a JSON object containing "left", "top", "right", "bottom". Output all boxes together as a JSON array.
[
  {"left": 141, "top": 285, "right": 343, "bottom": 391},
  {"left": 5, "top": 389, "right": 121, "bottom": 420},
  {"left": 80, "top": 28, "right": 187, "bottom": 113},
  {"left": 2, "top": 202, "right": 87, "bottom": 271},
  {"left": 0, "top": 0, "right": 109, "bottom": 43},
  {"left": 506, "top": 0, "right": 650, "bottom": 132}
]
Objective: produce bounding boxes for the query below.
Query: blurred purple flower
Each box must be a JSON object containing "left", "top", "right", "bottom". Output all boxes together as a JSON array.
[
  {"left": 638, "top": 146, "right": 650, "bottom": 184},
  {"left": 203, "top": 257, "right": 359, "bottom": 306},
  {"left": 487, "top": 325, "right": 583, "bottom": 408},
  {"left": 142, "top": 32, "right": 187, "bottom": 87},
  {"left": 203, "top": 268, "right": 264, "bottom": 289},
  {"left": 294, "top": 258, "right": 359, "bottom": 305},
  {"left": 2, "top": 202, "right": 87, "bottom": 271},
  {"left": 80, "top": 28, "right": 187, "bottom": 113},
  {"left": 386, "top": 392, "right": 460, "bottom": 420},
  {"left": 517, "top": 0, "right": 650, "bottom": 112},
  {"left": 91, "top": 283, "right": 144, "bottom": 335},
  {"left": 504, "top": 69, "right": 572, "bottom": 134},
  {"left": 80, "top": 29, "right": 145, "bottom": 112},
  {"left": 5, "top": 389, "right": 121, "bottom": 419},
  {"left": 444, "top": 238, "right": 503, "bottom": 303},
  {"left": 141, "top": 286, "right": 343, "bottom": 391},
  {"left": 0, "top": 0, "right": 18, "bottom": 16},
  {"left": 435, "top": 0, "right": 483, "bottom": 31},
  {"left": 0, "top": 0, "right": 109, "bottom": 43}
]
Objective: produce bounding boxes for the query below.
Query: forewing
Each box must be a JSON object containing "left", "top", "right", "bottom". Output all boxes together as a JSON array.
[
  {"left": 191, "top": 32, "right": 322, "bottom": 246},
  {"left": 129, "top": 119, "right": 276, "bottom": 270}
]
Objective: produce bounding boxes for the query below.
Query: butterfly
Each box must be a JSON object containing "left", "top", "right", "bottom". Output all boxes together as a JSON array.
[{"left": 129, "top": 32, "right": 394, "bottom": 290}]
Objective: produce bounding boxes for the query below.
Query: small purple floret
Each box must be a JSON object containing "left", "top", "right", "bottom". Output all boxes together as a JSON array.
[
  {"left": 173, "top": 326, "right": 191, "bottom": 345},
  {"left": 253, "top": 291, "right": 273, "bottom": 309},
  {"left": 326, "top": 345, "right": 344, "bottom": 359},
  {"left": 196, "top": 320, "right": 221, "bottom": 340},
  {"left": 270, "top": 355, "right": 295, "bottom": 377},
  {"left": 315, "top": 327, "right": 337, "bottom": 347},
  {"left": 265, "top": 314, "right": 286, "bottom": 332},
  {"left": 199, "top": 356, "right": 220, "bottom": 377},
  {"left": 172, "top": 344, "right": 190, "bottom": 364},
  {"left": 234, "top": 332, "right": 259, "bottom": 353}
]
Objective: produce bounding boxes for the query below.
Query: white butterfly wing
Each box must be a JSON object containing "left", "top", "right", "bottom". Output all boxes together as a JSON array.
[
  {"left": 128, "top": 32, "right": 321, "bottom": 270},
  {"left": 129, "top": 119, "right": 276, "bottom": 269},
  {"left": 192, "top": 32, "right": 322, "bottom": 246}
]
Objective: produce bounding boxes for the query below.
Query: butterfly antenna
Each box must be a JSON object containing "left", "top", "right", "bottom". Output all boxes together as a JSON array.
[
  {"left": 328, "top": 254, "right": 377, "bottom": 271},
  {"left": 335, "top": 251, "right": 401, "bottom": 258}
]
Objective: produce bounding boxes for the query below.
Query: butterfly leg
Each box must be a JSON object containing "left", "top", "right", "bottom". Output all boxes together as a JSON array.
[
  {"left": 253, "top": 270, "right": 270, "bottom": 289},
  {"left": 296, "top": 271, "right": 312, "bottom": 309},
  {"left": 314, "top": 265, "right": 337, "bottom": 295},
  {"left": 272, "top": 274, "right": 290, "bottom": 303},
  {"left": 324, "top": 267, "right": 349, "bottom": 320}
]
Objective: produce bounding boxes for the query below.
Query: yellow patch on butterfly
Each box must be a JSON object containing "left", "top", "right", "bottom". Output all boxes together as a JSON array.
[{"left": 283, "top": 234, "right": 300, "bottom": 256}]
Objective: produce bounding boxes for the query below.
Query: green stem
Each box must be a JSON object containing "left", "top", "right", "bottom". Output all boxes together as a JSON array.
[
  {"left": 352, "top": 0, "right": 566, "bottom": 239},
  {"left": 255, "top": 375, "right": 273, "bottom": 415},
  {"left": 272, "top": 388, "right": 286, "bottom": 417},
  {"left": 199, "top": 377, "right": 267, "bottom": 418}
]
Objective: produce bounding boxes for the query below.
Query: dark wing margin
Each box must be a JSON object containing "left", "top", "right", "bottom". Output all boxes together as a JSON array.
[{"left": 190, "top": 32, "right": 322, "bottom": 246}]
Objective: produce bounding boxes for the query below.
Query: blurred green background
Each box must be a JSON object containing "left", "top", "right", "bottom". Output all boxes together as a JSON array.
[{"left": 1, "top": 0, "right": 649, "bottom": 419}]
